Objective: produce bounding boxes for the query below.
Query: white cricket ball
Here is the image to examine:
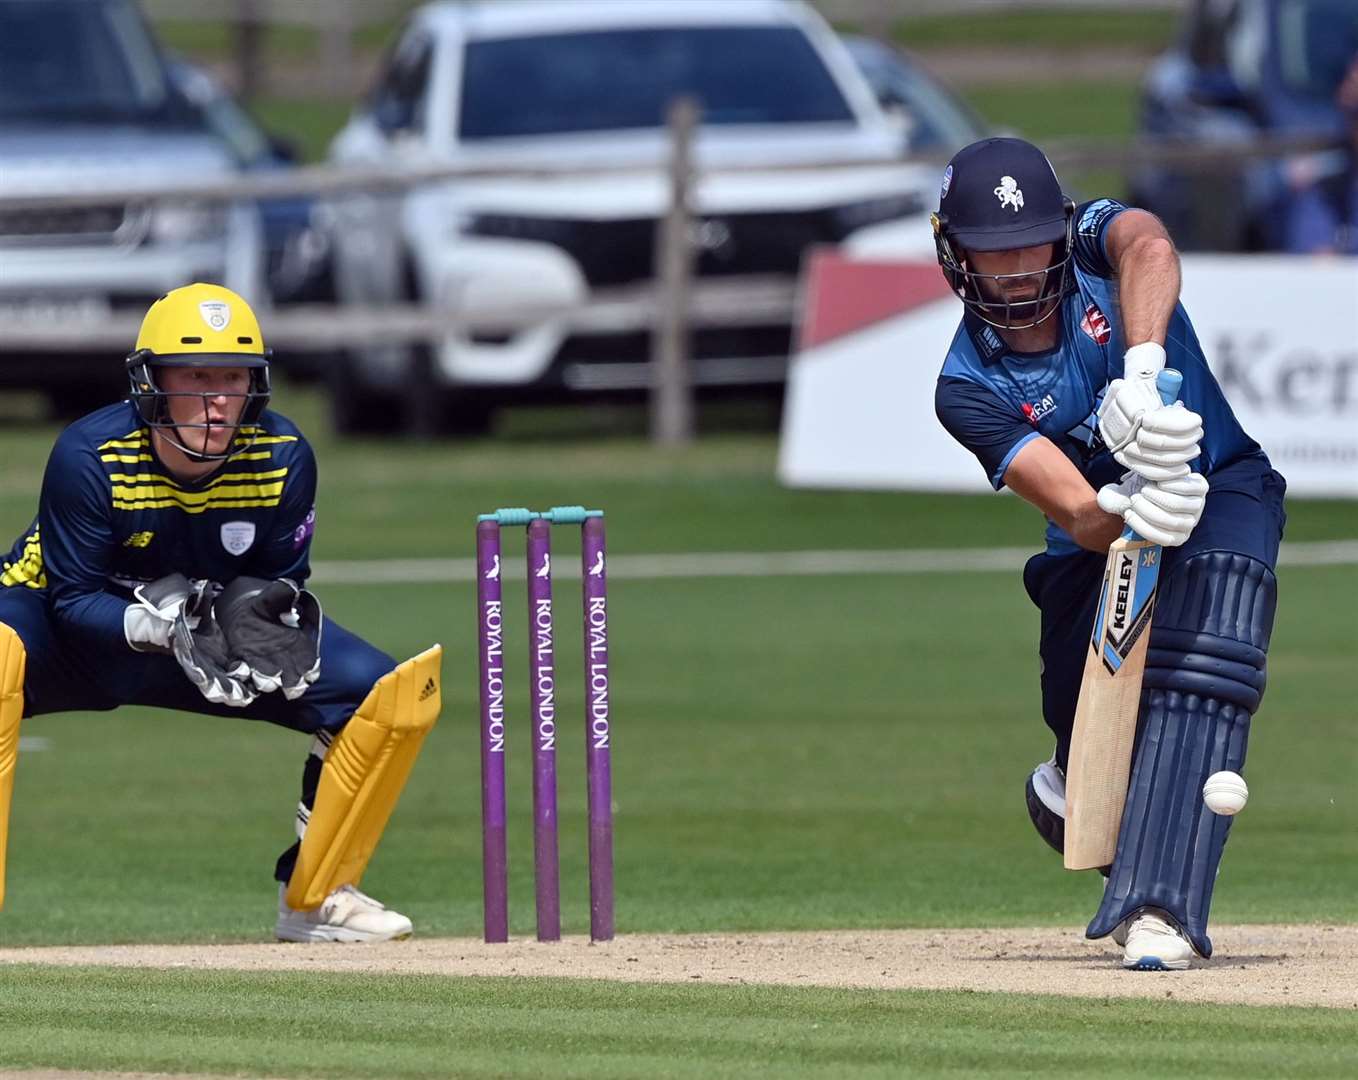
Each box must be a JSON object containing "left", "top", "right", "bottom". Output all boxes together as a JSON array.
[{"left": 1203, "top": 771, "right": 1249, "bottom": 816}]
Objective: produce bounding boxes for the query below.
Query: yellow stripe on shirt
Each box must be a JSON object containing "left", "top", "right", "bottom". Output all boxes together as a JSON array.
[
  {"left": 0, "top": 527, "right": 45, "bottom": 589},
  {"left": 108, "top": 467, "right": 289, "bottom": 489},
  {"left": 111, "top": 480, "right": 285, "bottom": 511}
]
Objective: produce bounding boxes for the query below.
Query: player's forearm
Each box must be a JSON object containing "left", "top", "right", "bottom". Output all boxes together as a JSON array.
[
  {"left": 50, "top": 587, "right": 133, "bottom": 652},
  {"left": 1115, "top": 235, "right": 1180, "bottom": 347},
  {"left": 1061, "top": 497, "right": 1126, "bottom": 554}
]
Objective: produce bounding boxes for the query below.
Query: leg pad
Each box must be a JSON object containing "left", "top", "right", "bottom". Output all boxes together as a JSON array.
[
  {"left": 1086, "top": 553, "right": 1275, "bottom": 957},
  {"left": 285, "top": 645, "right": 441, "bottom": 911},
  {"left": 0, "top": 622, "right": 27, "bottom": 910}
]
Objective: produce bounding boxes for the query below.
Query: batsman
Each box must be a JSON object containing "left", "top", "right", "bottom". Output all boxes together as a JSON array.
[
  {"left": 931, "top": 139, "right": 1286, "bottom": 970},
  {"left": 0, "top": 283, "right": 441, "bottom": 942}
]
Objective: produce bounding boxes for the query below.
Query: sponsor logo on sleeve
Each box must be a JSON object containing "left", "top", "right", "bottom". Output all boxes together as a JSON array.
[
  {"left": 291, "top": 506, "right": 316, "bottom": 550},
  {"left": 1080, "top": 302, "right": 1112, "bottom": 345},
  {"left": 1022, "top": 393, "right": 1058, "bottom": 426},
  {"left": 1078, "top": 199, "right": 1123, "bottom": 238}
]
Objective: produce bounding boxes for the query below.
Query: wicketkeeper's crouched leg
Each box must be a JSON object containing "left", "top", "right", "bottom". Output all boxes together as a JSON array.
[
  {"left": 0, "top": 621, "right": 26, "bottom": 910},
  {"left": 279, "top": 645, "right": 442, "bottom": 912},
  {"left": 1087, "top": 551, "right": 1277, "bottom": 957}
]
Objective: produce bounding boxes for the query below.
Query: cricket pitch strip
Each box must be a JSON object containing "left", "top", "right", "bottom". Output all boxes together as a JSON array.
[{"left": 1, "top": 924, "right": 1354, "bottom": 1009}]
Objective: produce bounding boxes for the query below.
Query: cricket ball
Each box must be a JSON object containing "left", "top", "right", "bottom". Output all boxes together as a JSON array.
[{"left": 1203, "top": 770, "right": 1249, "bottom": 816}]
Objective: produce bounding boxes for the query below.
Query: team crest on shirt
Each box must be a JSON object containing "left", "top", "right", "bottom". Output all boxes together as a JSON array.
[
  {"left": 994, "top": 176, "right": 1024, "bottom": 212},
  {"left": 1080, "top": 302, "right": 1112, "bottom": 345},
  {"left": 220, "top": 521, "right": 256, "bottom": 556},
  {"left": 199, "top": 301, "right": 231, "bottom": 331}
]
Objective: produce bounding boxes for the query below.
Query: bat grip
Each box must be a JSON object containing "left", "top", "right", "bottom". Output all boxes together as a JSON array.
[{"left": 1120, "top": 368, "right": 1184, "bottom": 542}]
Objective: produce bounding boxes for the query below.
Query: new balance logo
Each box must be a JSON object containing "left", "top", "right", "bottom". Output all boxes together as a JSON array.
[{"left": 419, "top": 677, "right": 438, "bottom": 701}]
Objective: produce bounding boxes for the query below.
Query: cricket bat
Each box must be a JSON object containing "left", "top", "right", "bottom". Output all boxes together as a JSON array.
[{"left": 1063, "top": 368, "right": 1182, "bottom": 871}]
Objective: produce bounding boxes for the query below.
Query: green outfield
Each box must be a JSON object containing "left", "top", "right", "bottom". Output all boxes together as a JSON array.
[
  {"left": 2, "top": 969, "right": 1356, "bottom": 1080},
  {"left": 0, "top": 384, "right": 1355, "bottom": 1075}
]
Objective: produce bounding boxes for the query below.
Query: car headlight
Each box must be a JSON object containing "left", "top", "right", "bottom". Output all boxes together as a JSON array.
[{"left": 149, "top": 202, "right": 228, "bottom": 244}]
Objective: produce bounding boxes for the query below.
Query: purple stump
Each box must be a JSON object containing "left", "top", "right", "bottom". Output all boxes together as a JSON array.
[
  {"left": 476, "top": 520, "right": 509, "bottom": 943},
  {"left": 526, "top": 518, "right": 561, "bottom": 941},
  {"left": 581, "top": 515, "right": 614, "bottom": 941}
]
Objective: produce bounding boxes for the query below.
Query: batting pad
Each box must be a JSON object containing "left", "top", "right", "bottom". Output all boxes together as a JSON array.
[
  {"left": 0, "top": 622, "right": 26, "bottom": 910},
  {"left": 1087, "top": 553, "right": 1275, "bottom": 958},
  {"left": 286, "top": 644, "right": 442, "bottom": 911}
]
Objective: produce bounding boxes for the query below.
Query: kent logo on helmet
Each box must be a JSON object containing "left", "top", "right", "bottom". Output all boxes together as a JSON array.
[
  {"left": 931, "top": 137, "right": 1076, "bottom": 330},
  {"left": 125, "top": 283, "right": 272, "bottom": 463}
]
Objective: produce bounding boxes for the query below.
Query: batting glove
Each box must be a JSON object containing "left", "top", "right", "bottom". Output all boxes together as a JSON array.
[
  {"left": 1097, "top": 471, "right": 1210, "bottom": 548},
  {"left": 1114, "top": 404, "right": 1204, "bottom": 481}
]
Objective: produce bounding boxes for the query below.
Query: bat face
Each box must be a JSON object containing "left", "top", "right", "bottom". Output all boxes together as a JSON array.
[{"left": 1093, "top": 539, "right": 1162, "bottom": 675}]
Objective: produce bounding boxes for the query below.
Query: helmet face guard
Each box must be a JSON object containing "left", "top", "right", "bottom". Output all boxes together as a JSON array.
[
  {"left": 932, "top": 201, "right": 1076, "bottom": 331},
  {"left": 125, "top": 283, "right": 272, "bottom": 463},
  {"left": 125, "top": 351, "right": 272, "bottom": 463}
]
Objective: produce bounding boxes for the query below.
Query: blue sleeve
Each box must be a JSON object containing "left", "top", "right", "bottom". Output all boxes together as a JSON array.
[
  {"left": 1072, "top": 198, "right": 1129, "bottom": 278},
  {"left": 247, "top": 437, "right": 317, "bottom": 584},
  {"left": 935, "top": 375, "right": 1039, "bottom": 490},
  {"left": 38, "top": 429, "right": 131, "bottom": 651}
]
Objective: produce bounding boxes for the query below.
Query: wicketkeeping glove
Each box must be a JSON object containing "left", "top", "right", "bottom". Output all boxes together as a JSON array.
[
  {"left": 215, "top": 576, "right": 323, "bottom": 699},
  {"left": 168, "top": 588, "right": 257, "bottom": 708},
  {"left": 124, "top": 573, "right": 216, "bottom": 653},
  {"left": 1097, "top": 471, "right": 1210, "bottom": 548}
]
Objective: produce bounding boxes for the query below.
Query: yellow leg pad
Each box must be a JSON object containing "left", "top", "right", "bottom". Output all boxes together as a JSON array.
[
  {"left": 286, "top": 644, "right": 442, "bottom": 911},
  {"left": 0, "top": 622, "right": 27, "bottom": 911}
]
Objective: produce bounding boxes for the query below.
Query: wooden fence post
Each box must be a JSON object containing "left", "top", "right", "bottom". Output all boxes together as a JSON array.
[
  {"left": 233, "top": 0, "right": 265, "bottom": 102},
  {"left": 650, "top": 97, "right": 700, "bottom": 446}
]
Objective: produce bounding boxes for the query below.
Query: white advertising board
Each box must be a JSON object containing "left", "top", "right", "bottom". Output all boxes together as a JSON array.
[{"left": 779, "top": 253, "right": 1358, "bottom": 497}]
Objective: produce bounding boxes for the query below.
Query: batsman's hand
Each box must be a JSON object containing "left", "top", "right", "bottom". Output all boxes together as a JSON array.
[
  {"left": 216, "top": 576, "right": 323, "bottom": 699},
  {"left": 124, "top": 573, "right": 215, "bottom": 653},
  {"left": 169, "top": 590, "right": 257, "bottom": 708},
  {"left": 1112, "top": 403, "right": 1204, "bottom": 482},
  {"left": 1097, "top": 471, "right": 1210, "bottom": 548}
]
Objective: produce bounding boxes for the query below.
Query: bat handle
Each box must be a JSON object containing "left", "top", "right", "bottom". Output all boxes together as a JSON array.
[
  {"left": 1155, "top": 368, "right": 1182, "bottom": 407},
  {"left": 1120, "top": 368, "right": 1185, "bottom": 542}
]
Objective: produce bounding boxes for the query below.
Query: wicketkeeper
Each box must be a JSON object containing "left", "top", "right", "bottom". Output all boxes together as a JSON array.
[
  {"left": 930, "top": 138, "right": 1286, "bottom": 969},
  {"left": 0, "top": 283, "right": 441, "bottom": 942}
]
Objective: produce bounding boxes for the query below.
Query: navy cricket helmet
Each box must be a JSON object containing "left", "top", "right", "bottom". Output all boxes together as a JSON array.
[{"left": 931, "top": 137, "right": 1076, "bottom": 330}]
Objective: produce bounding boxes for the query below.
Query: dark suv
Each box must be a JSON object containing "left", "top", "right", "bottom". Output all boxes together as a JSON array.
[{"left": 1131, "top": 0, "right": 1358, "bottom": 250}]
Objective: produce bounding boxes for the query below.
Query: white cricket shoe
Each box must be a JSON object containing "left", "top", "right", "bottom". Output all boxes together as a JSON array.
[
  {"left": 275, "top": 884, "right": 413, "bottom": 943},
  {"left": 1121, "top": 910, "right": 1194, "bottom": 971}
]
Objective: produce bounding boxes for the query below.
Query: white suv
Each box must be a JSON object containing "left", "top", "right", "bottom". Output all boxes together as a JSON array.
[
  {"left": 326, "top": 0, "right": 935, "bottom": 434},
  {"left": 0, "top": 0, "right": 265, "bottom": 416}
]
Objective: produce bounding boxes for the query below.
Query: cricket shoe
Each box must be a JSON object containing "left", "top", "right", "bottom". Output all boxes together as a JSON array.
[
  {"left": 275, "top": 883, "right": 413, "bottom": 943},
  {"left": 1121, "top": 910, "right": 1194, "bottom": 971}
]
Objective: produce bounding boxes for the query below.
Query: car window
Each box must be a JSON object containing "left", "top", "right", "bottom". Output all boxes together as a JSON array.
[
  {"left": 459, "top": 26, "right": 855, "bottom": 140},
  {"left": 1275, "top": 0, "right": 1358, "bottom": 99},
  {"left": 0, "top": 0, "right": 185, "bottom": 123},
  {"left": 848, "top": 46, "right": 985, "bottom": 152},
  {"left": 371, "top": 33, "right": 434, "bottom": 133}
]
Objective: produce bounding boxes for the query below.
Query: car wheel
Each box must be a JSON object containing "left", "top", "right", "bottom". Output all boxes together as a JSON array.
[{"left": 328, "top": 351, "right": 401, "bottom": 436}]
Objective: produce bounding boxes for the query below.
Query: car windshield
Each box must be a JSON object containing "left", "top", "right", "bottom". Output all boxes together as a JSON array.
[
  {"left": 0, "top": 0, "right": 186, "bottom": 123},
  {"left": 1275, "top": 0, "right": 1358, "bottom": 99},
  {"left": 459, "top": 26, "right": 855, "bottom": 140}
]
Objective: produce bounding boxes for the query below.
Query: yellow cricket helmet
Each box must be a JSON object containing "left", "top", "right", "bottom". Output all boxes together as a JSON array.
[{"left": 125, "top": 283, "right": 273, "bottom": 460}]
